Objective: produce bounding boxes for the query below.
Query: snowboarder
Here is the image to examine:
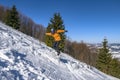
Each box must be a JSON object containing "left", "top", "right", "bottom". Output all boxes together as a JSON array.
[{"left": 46, "top": 29, "right": 67, "bottom": 55}]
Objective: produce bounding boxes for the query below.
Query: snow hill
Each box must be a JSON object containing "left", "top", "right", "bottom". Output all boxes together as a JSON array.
[{"left": 0, "top": 22, "right": 119, "bottom": 80}]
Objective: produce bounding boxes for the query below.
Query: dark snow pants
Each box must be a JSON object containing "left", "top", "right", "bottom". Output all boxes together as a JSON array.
[{"left": 53, "top": 41, "right": 60, "bottom": 54}]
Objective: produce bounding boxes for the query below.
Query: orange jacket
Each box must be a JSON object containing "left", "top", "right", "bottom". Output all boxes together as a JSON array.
[{"left": 46, "top": 30, "right": 65, "bottom": 41}]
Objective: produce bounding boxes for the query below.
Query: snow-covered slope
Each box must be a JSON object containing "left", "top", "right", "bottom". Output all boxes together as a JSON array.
[{"left": 0, "top": 22, "right": 119, "bottom": 80}]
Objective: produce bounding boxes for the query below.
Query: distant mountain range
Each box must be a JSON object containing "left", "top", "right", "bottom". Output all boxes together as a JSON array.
[
  {"left": 109, "top": 43, "right": 120, "bottom": 60},
  {"left": 90, "top": 43, "right": 120, "bottom": 60}
]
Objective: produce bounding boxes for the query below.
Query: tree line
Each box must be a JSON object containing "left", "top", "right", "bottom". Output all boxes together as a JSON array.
[
  {"left": 0, "top": 4, "right": 120, "bottom": 78},
  {"left": 0, "top": 5, "right": 45, "bottom": 41},
  {"left": 65, "top": 40, "right": 98, "bottom": 66}
]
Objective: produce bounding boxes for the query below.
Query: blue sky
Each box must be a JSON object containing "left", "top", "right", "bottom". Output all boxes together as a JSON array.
[{"left": 0, "top": 0, "right": 120, "bottom": 43}]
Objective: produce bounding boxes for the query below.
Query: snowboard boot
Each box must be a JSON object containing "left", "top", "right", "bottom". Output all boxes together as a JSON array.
[{"left": 57, "top": 50, "right": 60, "bottom": 56}]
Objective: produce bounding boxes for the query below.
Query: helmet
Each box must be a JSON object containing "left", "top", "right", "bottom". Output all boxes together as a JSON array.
[{"left": 51, "top": 28, "right": 55, "bottom": 34}]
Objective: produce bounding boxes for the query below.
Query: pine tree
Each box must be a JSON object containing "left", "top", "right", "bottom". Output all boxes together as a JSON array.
[
  {"left": 96, "top": 39, "right": 112, "bottom": 74},
  {"left": 109, "top": 58, "right": 120, "bottom": 78},
  {"left": 45, "top": 24, "right": 54, "bottom": 47},
  {"left": 45, "top": 13, "right": 66, "bottom": 52},
  {"left": 4, "top": 5, "right": 20, "bottom": 29},
  {"left": 4, "top": 9, "right": 11, "bottom": 26}
]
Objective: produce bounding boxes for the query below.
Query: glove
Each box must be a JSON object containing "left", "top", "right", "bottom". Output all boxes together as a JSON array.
[{"left": 65, "top": 30, "right": 68, "bottom": 32}]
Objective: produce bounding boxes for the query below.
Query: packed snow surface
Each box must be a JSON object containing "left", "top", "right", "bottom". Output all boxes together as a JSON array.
[{"left": 0, "top": 22, "right": 119, "bottom": 80}]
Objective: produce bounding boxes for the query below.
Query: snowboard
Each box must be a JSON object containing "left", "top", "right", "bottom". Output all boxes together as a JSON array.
[{"left": 53, "top": 48, "right": 61, "bottom": 56}]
